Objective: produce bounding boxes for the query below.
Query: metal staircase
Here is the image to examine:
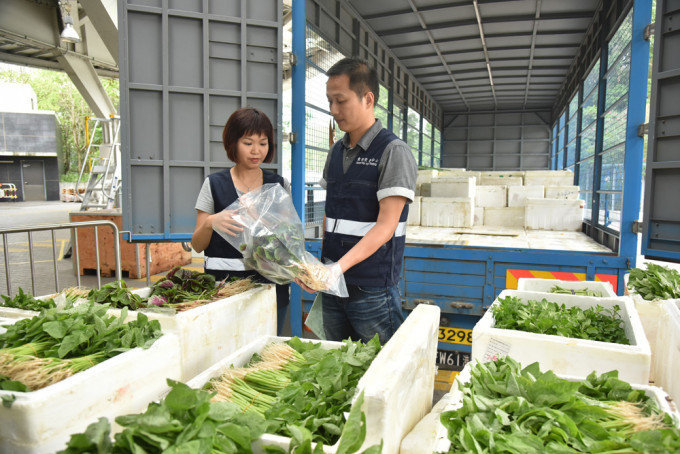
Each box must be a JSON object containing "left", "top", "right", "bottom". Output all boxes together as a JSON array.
[{"left": 76, "top": 115, "right": 121, "bottom": 210}]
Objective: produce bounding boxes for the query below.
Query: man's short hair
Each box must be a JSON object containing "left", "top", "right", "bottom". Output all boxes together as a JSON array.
[{"left": 327, "top": 57, "right": 379, "bottom": 104}]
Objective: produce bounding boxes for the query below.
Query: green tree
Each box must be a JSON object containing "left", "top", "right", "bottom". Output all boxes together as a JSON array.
[{"left": 0, "top": 66, "right": 119, "bottom": 178}]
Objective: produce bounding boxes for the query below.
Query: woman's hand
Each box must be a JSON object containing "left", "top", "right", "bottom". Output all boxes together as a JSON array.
[{"left": 211, "top": 210, "right": 244, "bottom": 237}]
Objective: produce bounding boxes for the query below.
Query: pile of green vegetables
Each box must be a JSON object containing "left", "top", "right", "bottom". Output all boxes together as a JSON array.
[
  {"left": 440, "top": 357, "right": 680, "bottom": 453},
  {"left": 0, "top": 288, "right": 56, "bottom": 311},
  {"left": 491, "top": 296, "right": 629, "bottom": 344},
  {"left": 0, "top": 303, "right": 162, "bottom": 402},
  {"left": 549, "top": 285, "right": 603, "bottom": 297},
  {"left": 59, "top": 337, "right": 383, "bottom": 454},
  {"left": 628, "top": 263, "right": 680, "bottom": 301}
]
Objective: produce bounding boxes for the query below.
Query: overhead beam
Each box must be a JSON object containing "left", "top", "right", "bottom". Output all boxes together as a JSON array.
[
  {"left": 79, "top": 0, "right": 118, "bottom": 64},
  {"left": 57, "top": 52, "right": 116, "bottom": 118}
]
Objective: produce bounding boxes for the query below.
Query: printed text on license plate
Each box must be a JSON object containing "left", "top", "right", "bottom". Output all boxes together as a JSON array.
[{"left": 438, "top": 326, "right": 472, "bottom": 345}]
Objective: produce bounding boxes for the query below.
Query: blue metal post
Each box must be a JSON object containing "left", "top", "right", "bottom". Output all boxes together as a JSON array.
[
  {"left": 289, "top": 0, "right": 305, "bottom": 337},
  {"left": 620, "top": 0, "right": 653, "bottom": 268}
]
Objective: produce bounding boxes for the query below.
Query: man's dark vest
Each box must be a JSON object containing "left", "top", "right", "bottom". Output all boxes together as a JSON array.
[
  {"left": 322, "top": 128, "right": 408, "bottom": 287},
  {"left": 204, "top": 169, "right": 284, "bottom": 275}
]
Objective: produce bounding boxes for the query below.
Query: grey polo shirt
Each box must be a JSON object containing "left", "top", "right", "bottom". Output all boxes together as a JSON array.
[{"left": 318, "top": 119, "right": 417, "bottom": 203}]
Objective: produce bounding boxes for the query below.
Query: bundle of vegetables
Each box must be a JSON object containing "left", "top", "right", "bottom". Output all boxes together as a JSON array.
[
  {"left": 491, "top": 295, "right": 629, "bottom": 344},
  {"left": 204, "top": 335, "right": 382, "bottom": 446},
  {"left": 549, "top": 285, "right": 603, "bottom": 297},
  {"left": 59, "top": 380, "right": 379, "bottom": 454},
  {"left": 0, "top": 303, "right": 162, "bottom": 392},
  {"left": 88, "top": 281, "right": 145, "bottom": 310},
  {"left": 217, "top": 183, "right": 347, "bottom": 296},
  {"left": 1, "top": 287, "right": 56, "bottom": 311},
  {"left": 628, "top": 262, "right": 680, "bottom": 301},
  {"left": 439, "top": 357, "right": 680, "bottom": 453}
]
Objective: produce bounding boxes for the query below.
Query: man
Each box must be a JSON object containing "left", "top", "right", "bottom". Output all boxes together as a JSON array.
[{"left": 299, "top": 57, "right": 417, "bottom": 344}]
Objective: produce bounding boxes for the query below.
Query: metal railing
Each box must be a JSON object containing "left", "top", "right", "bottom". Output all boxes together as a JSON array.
[{"left": 0, "top": 221, "right": 121, "bottom": 296}]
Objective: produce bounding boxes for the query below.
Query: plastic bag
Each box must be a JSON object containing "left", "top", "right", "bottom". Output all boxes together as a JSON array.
[{"left": 213, "top": 183, "right": 348, "bottom": 297}]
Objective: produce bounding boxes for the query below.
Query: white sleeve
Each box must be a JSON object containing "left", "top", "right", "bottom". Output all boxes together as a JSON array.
[{"left": 194, "top": 178, "right": 215, "bottom": 214}]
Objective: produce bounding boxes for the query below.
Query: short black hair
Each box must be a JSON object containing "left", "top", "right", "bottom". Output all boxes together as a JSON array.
[
  {"left": 222, "top": 107, "right": 275, "bottom": 164},
  {"left": 326, "top": 57, "right": 379, "bottom": 104}
]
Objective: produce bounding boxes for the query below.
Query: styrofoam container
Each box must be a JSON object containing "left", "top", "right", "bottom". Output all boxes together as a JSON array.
[
  {"left": 483, "top": 206, "right": 524, "bottom": 228},
  {"left": 407, "top": 196, "right": 421, "bottom": 226},
  {"left": 545, "top": 185, "right": 580, "bottom": 199},
  {"left": 430, "top": 176, "right": 476, "bottom": 198},
  {"left": 475, "top": 185, "right": 507, "bottom": 208},
  {"left": 481, "top": 171, "right": 525, "bottom": 179},
  {"left": 401, "top": 361, "right": 679, "bottom": 454},
  {"left": 421, "top": 197, "right": 474, "bottom": 228},
  {"left": 184, "top": 303, "right": 440, "bottom": 454},
  {"left": 627, "top": 290, "right": 666, "bottom": 384},
  {"left": 517, "top": 278, "right": 617, "bottom": 297},
  {"left": 0, "top": 307, "right": 38, "bottom": 335},
  {"left": 654, "top": 299, "right": 680, "bottom": 405},
  {"left": 473, "top": 206, "right": 484, "bottom": 226},
  {"left": 479, "top": 176, "right": 522, "bottom": 186},
  {"left": 525, "top": 198, "right": 584, "bottom": 230},
  {"left": 471, "top": 290, "right": 651, "bottom": 384},
  {"left": 524, "top": 170, "right": 574, "bottom": 186},
  {"left": 115, "top": 285, "right": 276, "bottom": 381},
  {"left": 0, "top": 333, "right": 181, "bottom": 454},
  {"left": 507, "top": 185, "right": 544, "bottom": 207},
  {"left": 416, "top": 169, "right": 438, "bottom": 185},
  {"left": 419, "top": 182, "right": 431, "bottom": 197}
]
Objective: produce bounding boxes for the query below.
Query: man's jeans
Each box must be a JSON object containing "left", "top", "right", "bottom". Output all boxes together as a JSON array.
[{"left": 321, "top": 283, "right": 405, "bottom": 344}]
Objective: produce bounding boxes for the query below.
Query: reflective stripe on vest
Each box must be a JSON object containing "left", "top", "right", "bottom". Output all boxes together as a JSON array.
[
  {"left": 325, "top": 217, "right": 407, "bottom": 237},
  {"left": 204, "top": 257, "right": 246, "bottom": 271}
]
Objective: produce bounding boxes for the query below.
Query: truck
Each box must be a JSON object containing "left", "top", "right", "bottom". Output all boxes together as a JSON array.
[{"left": 117, "top": 0, "right": 679, "bottom": 378}]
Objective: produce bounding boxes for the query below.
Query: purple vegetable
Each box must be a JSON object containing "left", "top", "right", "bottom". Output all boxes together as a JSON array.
[{"left": 148, "top": 295, "right": 167, "bottom": 306}]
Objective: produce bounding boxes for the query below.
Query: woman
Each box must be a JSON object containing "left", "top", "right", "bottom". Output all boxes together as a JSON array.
[{"left": 192, "top": 107, "right": 291, "bottom": 335}]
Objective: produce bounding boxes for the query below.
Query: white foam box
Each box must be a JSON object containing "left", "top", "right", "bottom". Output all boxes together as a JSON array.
[
  {"left": 524, "top": 170, "right": 574, "bottom": 186},
  {"left": 478, "top": 176, "right": 523, "bottom": 186},
  {"left": 400, "top": 362, "right": 679, "bottom": 454},
  {"left": 430, "top": 176, "right": 476, "bottom": 198},
  {"left": 407, "top": 196, "right": 421, "bottom": 226},
  {"left": 120, "top": 284, "right": 276, "bottom": 381},
  {"left": 419, "top": 183, "right": 431, "bottom": 197},
  {"left": 481, "top": 171, "right": 525, "bottom": 179},
  {"left": 627, "top": 289, "right": 667, "bottom": 384},
  {"left": 655, "top": 299, "right": 680, "bottom": 405},
  {"left": 475, "top": 185, "right": 507, "bottom": 208},
  {"left": 545, "top": 185, "right": 580, "bottom": 199},
  {"left": 183, "top": 303, "right": 440, "bottom": 454},
  {"left": 525, "top": 198, "right": 584, "bottom": 231},
  {"left": 416, "top": 169, "right": 438, "bottom": 186},
  {"left": 517, "top": 278, "right": 617, "bottom": 297},
  {"left": 0, "top": 307, "right": 37, "bottom": 335},
  {"left": 421, "top": 197, "right": 474, "bottom": 228},
  {"left": 483, "top": 207, "right": 525, "bottom": 228},
  {"left": 507, "top": 185, "right": 544, "bottom": 207},
  {"left": 473, "top": 206, "right": 484, "bottom": 226},
  {"left": 0, "top": 333, "right": 181, "bottom": 454},
  {"left": 471, "top": 290, "right": 651, "bottom": 384}
]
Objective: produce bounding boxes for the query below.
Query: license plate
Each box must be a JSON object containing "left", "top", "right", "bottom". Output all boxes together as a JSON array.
[
  {"left": 438, "top": 326, "right": 472, "bottom": 345},
  {"left": 436, "top": 349, "right": 471, "bottom": 371}
]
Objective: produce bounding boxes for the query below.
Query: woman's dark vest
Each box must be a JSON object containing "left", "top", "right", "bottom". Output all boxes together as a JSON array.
[
  {"left": 321, "top": 128, "right": 408, "bottom": 287},
  {"left": 204, "top": 169, "right": 284, "bottom": 277}
]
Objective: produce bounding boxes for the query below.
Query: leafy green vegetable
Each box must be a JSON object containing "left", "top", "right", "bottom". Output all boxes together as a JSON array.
[
  {"left": 440, "top": 357, "right": 680, "bottom": 453},
  {"left": 628, "top": 263, "right": 680, "bottom": 301},
  {"left": 1, "top": 287, "right": 55, "bottom": 311},
  {"left": 491, "top": 295, "right": 629, "bottom": 345},
  {"left": 549, "top": 285, "right": 603, "bottom": 297},
  {"left": 0, "top": 303, "right": 163, "bottom": 390}
]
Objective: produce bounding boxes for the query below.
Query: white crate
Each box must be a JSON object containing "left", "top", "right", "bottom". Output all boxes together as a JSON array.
[
  {"left": 474, "top": 185, "right": 506, "bottom": 208},
  {"left": 525, "top": 198, "right": 584, "bottom": 230},
  {"left": 473, "top": 206, "right": 484, "bottom": 226},
  {"left": 483, "top": 206, "right": 524, "bottom": 228},
  {"left": 400, "top": 362, "right": 679, "bottom": 454},
  {"left": 471, "top": 290, "right": 651, "bottom": 384},
  {"left": 479, "top": 176, "right": 523, "bottom": 186},
  {"left": 430, "top": 176, "right": 476, "bottom": 198},
  {"left": 421, "top": 197, "right": 474, "bottom": 228},
  {"left": 507, "top": 185, "right": 544, "bottom": 207},
  {"left": 517, "top": 278, "right": 617, "bottom": 297},
  {"left": 545, "top": 185, "right": 580, "bottom": 199},
  {"left": 184, "top": 303, "right": 440, "bottom": 454},
  {"left": 419, "top": 183, "right": 431, "bottom": 197},
  {"left": 437, "top": 169, "right": 480, "bottom": 181},
  {"left": 119, "top": 285, "right": 276, "bottom": 381},
  {"left": 481, "top": 171, "right": 525, "bottom": 179},
  {"left": 655, "top": 299, "right": 680, "bottom": 405},
  {"left": 524, "top": 170, "right": 574, "bottom": 186},
  {"left": 0, "top": 333, "right": 181, "bottom": 454},
  {"left": 0, "top": 307, "right": 37, "bottom": 335},
  {"left": 416, "top": 169, "right": 438, "bottom": 186},
  {"left": 628, "top": 291, "right": 666, "bottom": 384},
  {"left": 407, "top": 196, "right": 421, "bottom": 226}
]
